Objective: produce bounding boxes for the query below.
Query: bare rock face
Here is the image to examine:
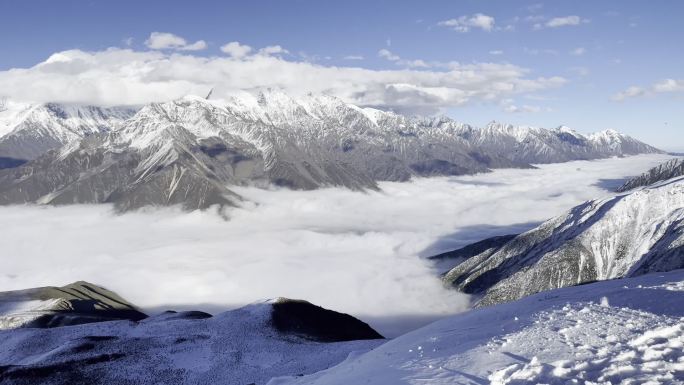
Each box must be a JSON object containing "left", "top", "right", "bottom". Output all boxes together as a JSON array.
[
  {"left": 439, "top": 176, "right": 684, "bottom": 307},
  {"left": 0, "top": 281, "right": 147, "bottom": 329},
  {"left": 0, "top": 92, "right": 662, "bottom": 211},
  {"left": 270, "top": 298, "right": 384, "bottom": 342}
]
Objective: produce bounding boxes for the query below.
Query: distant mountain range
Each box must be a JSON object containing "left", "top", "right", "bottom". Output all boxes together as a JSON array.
[
  {"left": 0, "top": 91, "right": 662, "bottom": 210},
  {"left": 437, "top": 169, "right": 684, "bottom": 306}
]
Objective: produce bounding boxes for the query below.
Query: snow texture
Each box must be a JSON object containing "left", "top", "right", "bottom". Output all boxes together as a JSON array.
[{"left": 278, "top": 270, "right": 684, "bottom": 385}]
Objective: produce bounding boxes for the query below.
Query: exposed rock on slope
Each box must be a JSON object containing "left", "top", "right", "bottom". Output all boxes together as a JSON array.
[
  {"left": 0, "top": 287, "right": 384, "bottom": 385},
  {"left": 617, "top": 157, "right": 684, "bottom": 192},
  {"left": 440, "top": 176, "right": 684, "bottom": 306},
  {"left": 270, "top": 298, "right": 383, "bottom": 342},
  {"left": 0, "top": 281, "right": 147, "bottom": 329},
  {"left": 0, "top": 91, "right": 662, "bottom": 210},
  {"left": 0, "top": 102, "right": 135, "bottom": 161}
]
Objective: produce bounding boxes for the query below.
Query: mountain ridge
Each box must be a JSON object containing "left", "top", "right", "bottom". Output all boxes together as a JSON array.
[
  {"left": 0, "top": 91, "right": 663, "bottom": 210},
  {"left": 438, "top": 174, "right": 684, "bottom": 306}
]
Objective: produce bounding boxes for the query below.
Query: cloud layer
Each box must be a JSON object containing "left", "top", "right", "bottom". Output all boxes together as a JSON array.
[
  {"left": 0, "top": 154, "right": 671, "bottom": 336},
  {"left": 438, "top": 14, "right": 496, "bottom": 32},
  {"left": 145, "top": 32, "right": 207, "bottom": 51},
  {"left": 613, "top": 79, "right": 684, "bottom": 101},
  {"left": 0, "top": 44, "right": 565, "bottom": 115}
]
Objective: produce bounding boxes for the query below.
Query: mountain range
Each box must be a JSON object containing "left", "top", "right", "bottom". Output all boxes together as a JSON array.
[{"left": 0, "top": 91, "right": 662, "bottom": 210}]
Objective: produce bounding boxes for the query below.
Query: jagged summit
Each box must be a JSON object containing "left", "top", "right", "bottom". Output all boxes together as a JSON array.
[
  {"left": 0, "top": 92, "right": 663, "bottom": 210},
  {"left": 0, "top": 100, "right": 135, "bottom": 160}
]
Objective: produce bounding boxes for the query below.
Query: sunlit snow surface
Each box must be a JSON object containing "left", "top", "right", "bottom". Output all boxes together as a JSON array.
[
  {"left": 275, "top": 270, "right": 684, "bottom": 385},
  {"left": 0, "top": 154, "right": 676, "bottom": 336}
]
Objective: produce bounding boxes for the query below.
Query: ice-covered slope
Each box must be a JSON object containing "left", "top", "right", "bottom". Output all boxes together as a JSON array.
[
  {"left": 277, "top": 270, "right": 684, "bottom": 385},
  {"left": 441, "top": 175, "right": 684, "bottom": 306},
  {"left": 0, "top": 91, "right": 662, "bottom": 210},
  {"left": 0, "top": 294, "right": 383, "bottom": 385},
  {"left": 0, "top": 100, "right": 135, "bottom": 161},
  {"left": 617, "top": 157, "right": 684, "bottom": 192}
]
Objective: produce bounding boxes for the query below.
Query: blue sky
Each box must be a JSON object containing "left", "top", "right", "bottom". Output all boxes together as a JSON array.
[{"left": 0, "top": 0, "right": 682, "bottom": 150}]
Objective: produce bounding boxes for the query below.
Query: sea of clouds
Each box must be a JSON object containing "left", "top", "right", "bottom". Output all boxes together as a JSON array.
[{"left": 0, "top": 154, "right": 673, "bottom": 336}]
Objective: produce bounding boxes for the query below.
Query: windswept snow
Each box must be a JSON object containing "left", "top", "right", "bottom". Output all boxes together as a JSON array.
[{"left": 277, "top": 270, "right": 684, "bottom": 385}]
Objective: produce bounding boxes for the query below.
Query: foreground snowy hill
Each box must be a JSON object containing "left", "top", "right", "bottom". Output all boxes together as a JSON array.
[
  {"left": 0, "top": 91, "right": 661, "bottom": 210},
  {"left": 440, "top": 174, "right": 684, "bottom": 306},
  {"left": 617, "top": 157, "right": 684, "bottom": 192},
  {"left": 276, "top": 269, "right": 684, "bottom": 385},
  {"left": 0, "top": 291, "right": 383, "bottom": 385}
]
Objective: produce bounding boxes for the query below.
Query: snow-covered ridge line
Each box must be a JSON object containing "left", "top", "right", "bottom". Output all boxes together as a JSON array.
[
  {"left": 0, "top": 90, "right": 663, "bottom": 211},
  {"left": 617, "top": 157, "right": 684, "bottom": 192},
  {"left": 440, "top": 174, "right": 684, "bottom": 307}
]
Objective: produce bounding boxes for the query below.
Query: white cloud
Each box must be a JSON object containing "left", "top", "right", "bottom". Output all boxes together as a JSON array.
[
  {"left": 0, "top": 47, "right": 566, "bottom": 115},
  {"left": 220, "top": 41, "right": 253, "bottom": 58},
  {"left": 489, "top": 50, "right": 504, "bottom": 55},
  {"left": 613, "top": 79, "right": 684, "bottom": 101},
  {"left": 378, "top": 49, "right": 400, "bottom": 61},
  {"left": 343, "top": 55, "right": 364, "bottom": 60},
  {"left": 180, "top": 40, "right": 208, "bottom": 51},
  {"left": 503, "top": 103, "right": 543, "bottom": 113},
  {"left": 0, "top": 155, "right": 670, "bottom": 336},
  {"left": 570, "top": 47, "right": 586, "bottom": 56},
  {"left": 653, "top": 78, "right": 684, "bottom": 93},
  {"left": 258, "top": 45, "right": 289, "bottom": 56},
  {"left": 544, "top": 15, "right": 588, "bottom": 28},
  {"left": 145, "top": 32, "right": 207, "bottom": 51},
  {"left": 438, "top": 13, "right": 496, "bottom": 32},
  {"left": 612, "top": 86, "right": 646, "bottom": 101}
]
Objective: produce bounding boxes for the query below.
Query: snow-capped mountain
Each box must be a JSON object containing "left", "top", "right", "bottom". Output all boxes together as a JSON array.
[
  {"left": 0, "top": 283, "right": 383, "bottom": 385},
  {"left": 0, "top": 100, "right": 135, "bottom": 161},
  {"left": 440, "top": 175, "right": 684, "bottom": 306},
  {"left": 617, "top": 157, "right": 684, "bottom": 192},
  {"left": 279, "top": 269, "right": 684, "bottom": 385},
  {"left": 0, "top": 91, "right": 662, "bottom": 210}
]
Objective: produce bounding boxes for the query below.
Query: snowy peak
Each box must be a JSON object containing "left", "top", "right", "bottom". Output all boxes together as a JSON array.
[
  {"left": 0, "top": 91, "right": 663, "bottom": 211},
  {"left": 0, "top": 100, "right": 136, "bottom": 160}
]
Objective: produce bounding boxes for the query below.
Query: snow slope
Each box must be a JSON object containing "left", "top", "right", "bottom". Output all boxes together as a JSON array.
[
  {"left": 276, "top": 269, "right": 684, "bottom": 385},
  {"left": 0, "top": 100, "right": 135, "bottom": 160},
  {"left": 0, "top": 297, "right": 384, "bottom": 385},
  {"left": 442, "top": 175, "right": 684, "bottom": 306},
  {"left": 617, "top": 157, "right": 684, "bottom": 192}
]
